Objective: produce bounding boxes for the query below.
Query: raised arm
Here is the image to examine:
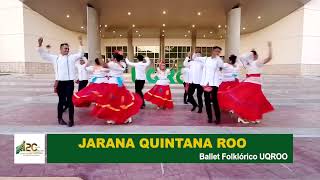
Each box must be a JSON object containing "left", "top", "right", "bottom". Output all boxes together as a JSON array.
[
  {"left": 37, "top": 37, "right": 57, "bottom": 62},
  {"left": 125, "top": 58, "right": 136, "bottom": 67},
  {"left": 262, "top": 41, "right": 272, "bottom": 64},
  {"left": 144, "top": 57, "right": 151, "bottom": 66},
  {"left": 192, "top": 53, "right": 206, "bottom": 63},
  {"left": 82, "top": 57, "right": 90, "bottom": 68},
  {"left": 71, "top": 36, "right": 84, "bottom": 61},
  {"left": 183, "top": 57, "right": 190, "bottom": 67}
]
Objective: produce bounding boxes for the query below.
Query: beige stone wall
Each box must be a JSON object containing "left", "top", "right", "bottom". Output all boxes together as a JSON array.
[
  {"left": 1, "top": 62, "right": 319, "bottom": 75},
  {"left": 0, "top": 62, "right": 53, "bottom": 74}
]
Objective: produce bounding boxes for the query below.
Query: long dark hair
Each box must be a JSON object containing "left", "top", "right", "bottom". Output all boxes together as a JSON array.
[
  {"left": 251, "top": 50, "right": 258, "bottom": 56},
  {"left": 94, "top": 58, "right": 101, "bottom": 65},
  {"left": 229, "top": 55, "right": 237, "bottom": 65},
  {"left": 113, "top": 52, "right": 124, "bottom": 62}
]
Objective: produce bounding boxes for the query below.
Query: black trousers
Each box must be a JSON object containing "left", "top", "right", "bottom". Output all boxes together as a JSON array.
[
  {"left": 204, "top": 86, "right": 221, "bottom": 121},
  {"left": 78, "top": 80, "right": 88, "bottom": 91},
  {"left": 135, "top": 80, "right": 145, "bottom": 106},
  {"left": 183, "top": 82, "right": 188, "bottom": 103},
  {"left": 57, "top": 81, "right": 74, "bottom": 121},
  {"left": 187, "top": 83, "right": 203, "bottom": 108}
]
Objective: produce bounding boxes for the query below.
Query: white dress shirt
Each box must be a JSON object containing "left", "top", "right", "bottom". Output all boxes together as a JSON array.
[
  {"left": 186, "top": 53, "right": 204, "bottom": 84},
  {"left": 85, "top": 66, "right": 109, "bottom": 84},
  {"left": 108, "top": 61, "right": 127, "bottom": 84},
  {"left": 125, "top": 57, "right": 151, "bottom": 80},
  {"left": 75, "top": 57, "right": 89, "bottom": 81},
  {"left": 194, "top": 56, "right": 224, "bottom": 87},
  {"left": 182, "top": 57, "right": 190, "bottom": 83},
  {"left": 155, "top": 68, "right": 170, "bottom": 86},
  {"left": 37, "top": 46, "right": 84, "bottom": 81}
]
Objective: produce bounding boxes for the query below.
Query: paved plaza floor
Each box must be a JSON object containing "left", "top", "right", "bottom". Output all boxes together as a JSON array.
[{"left": 0, "top": 73, "right": 320, "bottom": 179}]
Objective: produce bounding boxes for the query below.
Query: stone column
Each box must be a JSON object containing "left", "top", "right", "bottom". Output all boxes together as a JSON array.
[
  {"left": 225, "top": 7, "right": 241, "bottom": 58},
  {"left": 127, "top": 29, "right": 134, "bottom": 72},
  {"left": 87, "top": 5, "right": 101, "bottom": 61},
  {"left": 191, "top": 29, "right": 197, "bottom": 53},
  {"left": 160, "top": 31, "right": 165, "bottom": 61}
]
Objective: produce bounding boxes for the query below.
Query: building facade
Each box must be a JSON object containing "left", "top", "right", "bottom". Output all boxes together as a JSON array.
[{"left": 0, "top": 0, "right": 320, "bottom": 75}]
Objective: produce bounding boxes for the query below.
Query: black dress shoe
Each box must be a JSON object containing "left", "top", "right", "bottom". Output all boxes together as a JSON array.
[
  {"left": 191, "top": 106, "right": 197, "bottom": 112},
  {"left": 197, "top": 108, "right": 202, "bottom": 114},
  {"left": 208, "top": 119, "right": 213, "bottom": 123},
  {"left": 68, "top": 120, "right": 74, "bottom": 127},
  {"left": 58, "top": 118, "right": 67, "bottom": 125},
  {"left": 184, "top": 101, "right": 188, "bottom": 104},
  {"left": 214, "top": 120, "right": 221, "bottom": 125}
]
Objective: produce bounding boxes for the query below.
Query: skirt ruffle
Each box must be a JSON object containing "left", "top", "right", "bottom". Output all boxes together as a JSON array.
[
  {"left": 218, "top": 80, "right": 240, "bottom": 111},
  {"left": 73, "top": 83, "right": 108, "bottom": 107},
  {"left": 221, "top": 82, "right": 274, "bottom": 121},
  {"left": 144, "top": 85, "right": 174, "bottom": 109},
  {"left": 91, "top": 84, "right": 143, "bottom": 124}
]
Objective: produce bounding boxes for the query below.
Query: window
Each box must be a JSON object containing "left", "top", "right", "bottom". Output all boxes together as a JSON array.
[
  {"left": 105, "top": 46, "right": 128, "bottom": 61},
  {"left": 164, "top": 46, "right": 191, "bottom": 70},
  {"left": 196, "top": 47, "right": 214, "bottom": 57},
  {"left": 105, "top": 46, "right": 128, "bottom": 72},
  {"left": 134, "top": 46, "right": 160, "bottom": 69}
]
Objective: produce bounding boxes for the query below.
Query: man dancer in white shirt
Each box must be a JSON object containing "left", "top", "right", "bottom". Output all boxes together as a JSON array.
[
  {"left": 37, "top": 36, "right": 84, "bottom": 127},
  {"left": 194, "top": 46, "right": 224, "bottom": 124},
  {"left": 125, "top": 55, "right": 151, "bottom": 109},
  {"left": 185, "top": 48, "right": 204, "bottom": 113},
  {"left": 75, "top": 57, "right": 89, "bottom": 91}
]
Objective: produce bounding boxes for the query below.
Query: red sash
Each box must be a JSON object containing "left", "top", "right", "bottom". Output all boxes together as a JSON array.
[{"left": 246, "top": 74, "right": 261, "bottom": 78}]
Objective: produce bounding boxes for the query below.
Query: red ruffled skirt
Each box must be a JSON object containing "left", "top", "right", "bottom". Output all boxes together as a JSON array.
[
  {"left": 218, "top": 80, "right": 240, "bottom": 111},
  {"left": 221, "top": 82, "right": 274, "bottom": 121},
  {"left": 144, "top": 85, "right": 174, "bottom": 109},
  {"left": 91, "top": 84, "right": 143, "bottom": 124},
  {"left": 73, "top": 83, "right": 108, "bottom": 107}
]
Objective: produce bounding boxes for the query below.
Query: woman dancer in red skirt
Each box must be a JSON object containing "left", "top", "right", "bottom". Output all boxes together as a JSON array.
[
  {"left": 73, "top": 58, "right": 109, "bottom": 107},
  {"left": 222, "top": 42, "right": 274, "bottom": 124},
  {"left": 91, "top": 51, "right": 143, "bottom": 124},
  {"left": 218, "top": 55, "right": 240, "bottom": 111},
  {"left": 144, "top": 60, "right": 174, "bottom": 109}
]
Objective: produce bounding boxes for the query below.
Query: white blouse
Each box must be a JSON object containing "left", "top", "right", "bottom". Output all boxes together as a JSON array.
[
  {"left": 86, "top": 66, "right": 109, "bottom": 84},
  {"left": 108, "top": 61, "right": 126, "bottom": 84},
  {"left": 155, "top": 68, "right": 170, "bottom": 86},
  {"left": 222, "top": 63, "right": 240, "bottom": 82},
  {"left": 240, "top": 52, "right": 264, "bottom": 85}
]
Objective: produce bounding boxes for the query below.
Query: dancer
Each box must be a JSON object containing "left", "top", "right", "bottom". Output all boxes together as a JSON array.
[
  {"left": 75, "top": 57, "right": 89, "bottom": 92},
  {"left": 47, "top": 44, "right": 68, "bottom": 111},
  {"left": 218, "top": 54, "right": 240, "bottom": 111},
  {"left": 194, "top": 46, "right": 224, "bottom": 124},
  {"left": 181, "top": 53, "right": 191, "bottom": 104},
  {"left": 125, "top": 55, "right": 151, "bottom": 109},
  {"left": 144, "top": 60, "right": 174, "bottom": 109},
  {"left": 92, "top": 51, "right": 142, "bottom": 124},
  {"left": 186, "top": 48, "right": 204, "bottom": 113},
  {"left": 73, "top": 58, "right": 109, "bottom": 107},
  {"left": 37, "top": 36, "right": 84, "bottom": 127},
  {"left": 223, "top": 42, "right": 274, "bottom": 124}
]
